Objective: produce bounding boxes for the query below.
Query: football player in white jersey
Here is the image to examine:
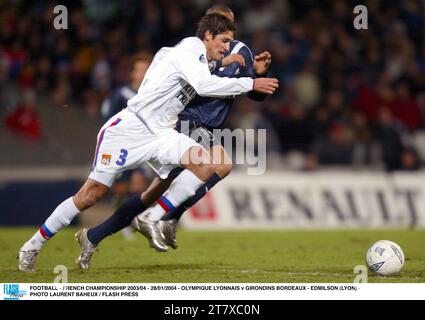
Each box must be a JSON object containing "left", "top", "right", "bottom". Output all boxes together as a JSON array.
[
  {"left": 17, "top": 13, "right": 279, "bottom": 272},
  {"left": 133, "top": 5, "right": 273, "bottom": 251}
]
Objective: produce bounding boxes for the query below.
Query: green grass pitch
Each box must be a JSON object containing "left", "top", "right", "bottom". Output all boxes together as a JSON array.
[{"left": 0, "top": 227, "right": 424, "bottom": 283}]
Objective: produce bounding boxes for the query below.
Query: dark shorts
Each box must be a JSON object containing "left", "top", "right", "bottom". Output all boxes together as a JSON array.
[
  {"left": 176, "top": 120, "right": 221, "bottom": 150},
  {"left": 167, "top": 120, "right": 222, "bottom": 179}
]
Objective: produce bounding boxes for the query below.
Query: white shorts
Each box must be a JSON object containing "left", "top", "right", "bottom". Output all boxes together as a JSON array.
[{"left": 88, "top": 109, "right": 200, "bottom": 187}]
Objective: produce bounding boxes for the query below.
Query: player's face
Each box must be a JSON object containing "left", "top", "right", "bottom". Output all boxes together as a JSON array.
[
  {"left": 204, "top": 30, "right": 234, "bottom": 61},
  {"left": 131, "top": 60, "right": 150, "bottom": 88}
]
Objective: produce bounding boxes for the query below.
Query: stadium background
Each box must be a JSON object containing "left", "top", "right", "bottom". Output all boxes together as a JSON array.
[{"left": 0, "top": 0, "right": 424, "bottom": 282}]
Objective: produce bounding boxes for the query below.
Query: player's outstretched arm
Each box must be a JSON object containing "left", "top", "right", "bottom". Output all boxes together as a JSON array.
[
  {"left": 252, "top": 78, "right": 279, "bottom": 95},
  {"left": 176, "top": 39, "right": 277, "bottom": 97}
]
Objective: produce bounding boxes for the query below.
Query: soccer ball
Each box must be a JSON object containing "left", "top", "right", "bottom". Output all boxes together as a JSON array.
[{"left": 366, "top": 240, "right": 405, "bottom": 276}]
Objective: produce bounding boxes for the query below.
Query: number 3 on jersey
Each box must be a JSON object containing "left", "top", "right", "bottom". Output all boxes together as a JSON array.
[{"left": 116, "top": 149, "right": 128, "bottom": 166}]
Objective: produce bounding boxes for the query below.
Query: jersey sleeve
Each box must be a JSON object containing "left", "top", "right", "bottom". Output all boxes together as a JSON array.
[
  {"left": 175, "top": 38, "right": 254, "bottom": 97},
  {"left": 238, "top": 45, "right": 256, "bottom": 78}
]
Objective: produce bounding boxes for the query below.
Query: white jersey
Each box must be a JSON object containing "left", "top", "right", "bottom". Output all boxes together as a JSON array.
[{"left": 127, "top": 37, "right": 254, "bottom": 132}]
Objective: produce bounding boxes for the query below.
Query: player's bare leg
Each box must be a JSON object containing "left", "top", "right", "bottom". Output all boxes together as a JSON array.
[
  {"left": 73, "top": 179, "right": 111, "bottom": 211},
  {"left": 210, "top": 144, "right": 233, "bottom": 178},
  {"left": 18, "top": 179, "right": 109, "bottom": 272},
  {"left": 135, "top": 145, "right": 231, "bottom": 251},
  {"left": 132, "top": 145, "right": 217, "bottom": 250}
]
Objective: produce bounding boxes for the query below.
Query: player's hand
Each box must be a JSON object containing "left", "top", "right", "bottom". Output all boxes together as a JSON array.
[
  {"left": 253, "top": 51, "right": 272, "bottom": 75},
  {"left": 253, "top": 78, "right": 279, "bottom": 95},
  {"left": 222, "top": 54, "right": 245, "bottom": 67}
]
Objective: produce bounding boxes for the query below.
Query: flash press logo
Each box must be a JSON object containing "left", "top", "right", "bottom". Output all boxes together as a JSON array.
[{"left": 3, "top": 284, "right": 27, "bottom": 300}]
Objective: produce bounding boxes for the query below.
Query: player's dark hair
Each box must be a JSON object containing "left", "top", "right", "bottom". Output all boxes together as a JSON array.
[
  {"left": 196, "top": 13, "right": 237, "bottom": 40},
  {"left": 206, "top": 5, "right": 234, "bottom": 17}
]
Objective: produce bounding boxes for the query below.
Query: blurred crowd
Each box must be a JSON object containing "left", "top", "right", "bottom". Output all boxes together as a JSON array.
[{"left": 2, "top": 0, "right": 425, "bottom": 171}]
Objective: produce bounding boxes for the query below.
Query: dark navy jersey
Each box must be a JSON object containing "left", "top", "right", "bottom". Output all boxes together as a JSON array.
[
  {"left": 178, "top": 40, "right": 266, "bottom": 129},
  {"left": 101, "top": 85, "right": 137, "bottom": 122}
]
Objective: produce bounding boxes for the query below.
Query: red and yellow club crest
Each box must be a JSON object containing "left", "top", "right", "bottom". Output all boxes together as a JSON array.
[{"left": 101, "top": 154, "right": 112, "bottom": 165}]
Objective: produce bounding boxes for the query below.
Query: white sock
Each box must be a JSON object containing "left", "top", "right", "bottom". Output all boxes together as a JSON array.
[
  {"left": 21, "top": 197, "right": 80, "bottom": 251},
  {"left": 143, "top": 170, "right": 204, "bottom": 222},
  {"left": 140, "top": 204, "right": 156, "bottom": 221}
]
